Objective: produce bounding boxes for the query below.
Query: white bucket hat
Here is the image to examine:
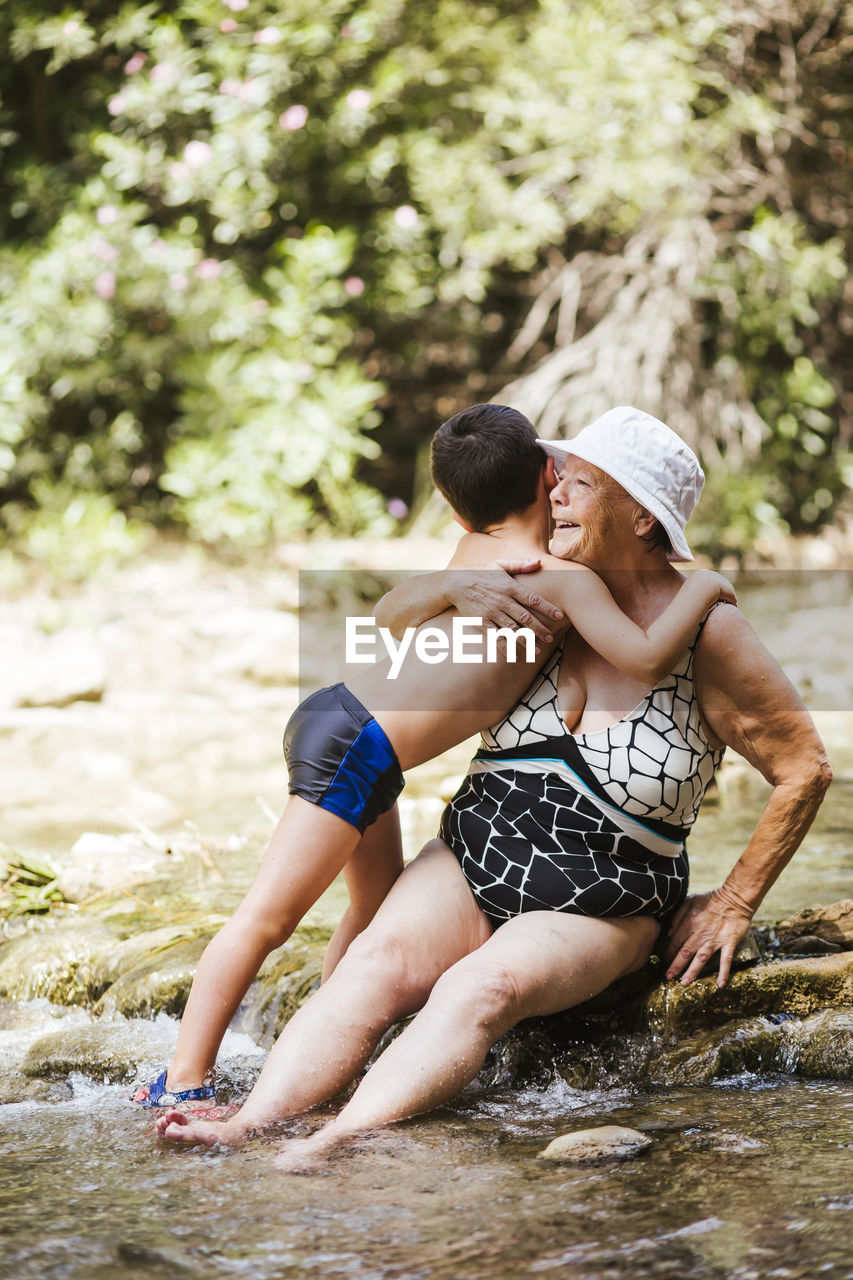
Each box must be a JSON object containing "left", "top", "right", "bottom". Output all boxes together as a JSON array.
[{"left": 537, "top": 406, "right": 704, "bottom": 562}]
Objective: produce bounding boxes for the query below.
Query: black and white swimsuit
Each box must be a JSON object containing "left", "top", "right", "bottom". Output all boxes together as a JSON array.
[{"left": 439, "top": 617, "right": 724, "bottom": 929}]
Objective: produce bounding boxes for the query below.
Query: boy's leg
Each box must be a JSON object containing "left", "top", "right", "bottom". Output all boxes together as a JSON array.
[
  {"left": 156, "top": 842, "right": 492, "bottom": 1144},
  {"left": 321, "top": 805, "right": 404, "bottom": 982},
  {"left": 277, "top": 910, "right": 660, "bottom": 1163},
  {"left": 163, "top": 796, "right": 363, "bottom": 1090}
]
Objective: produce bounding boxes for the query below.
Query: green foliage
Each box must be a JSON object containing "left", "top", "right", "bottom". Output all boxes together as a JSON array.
[
  {"left": 0, "top": 0, "right": 849, "bottom": 554},
  {"left": 0, "top": 849, "right": 70, "bottom": 918}
]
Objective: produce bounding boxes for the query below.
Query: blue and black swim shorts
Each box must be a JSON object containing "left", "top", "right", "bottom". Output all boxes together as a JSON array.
[{"left": 283, "top": 683, "right": 404, "bottom": 834}]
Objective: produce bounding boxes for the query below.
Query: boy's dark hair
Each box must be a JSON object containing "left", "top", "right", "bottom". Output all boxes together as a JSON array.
[{"left": 430, "top": 404, "right": 546, "bottom": 531}]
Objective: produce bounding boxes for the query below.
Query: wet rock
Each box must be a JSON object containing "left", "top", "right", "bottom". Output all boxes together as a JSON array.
[
  {"left": 239, "top": 931, "right": 328, "bottom": 1045},
  {"left": 0, "top": 1070, "right": 74, "bottom": 1106},
  {"left": 777, "top": 935, "right": 842, "bottom": 956},
  {"left": 21, "top": 1019, "right": 176, "bottom": 1084},
  {"left": 0, "top": 922, "right": 117, "bottom": 1005},
  {"left": 638, "top": 952, "right": 853, "bottom": 1036},
  {"left": 780, "top": 1007, "right": 853, "bottom": 1080},
  {"left": 776, "top": 901, "right": 853, "bottom": 953},
  {"left": 538, "top": 1125, "right": 652, "bottom": 1162},
  {"left": 648, "top": 1016, "right": 785, "bottom": 1085},
  {"left": 94, "top": 933, "right": 215, "bottom": 1018}
]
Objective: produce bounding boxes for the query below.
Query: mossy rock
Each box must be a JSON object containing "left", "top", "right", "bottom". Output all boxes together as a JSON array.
[
  {"left": 782, "top": 1007, "right": 853, "bottom": 1080},
  {"left": 0, "top": 922, "right": 117, "bottom": 1005},
  {"left": 21, "top": 1020, "right": 176, "bottom": 1084},
  {"left": 638, "top": 952, "right": 853, "bottom": 1036},
  {"left": 94, "top": 934, "right": 215, "bottom": 1018},
  {"left": 646, "top": 1015, "right": 785, "bottom": 1085},
  {"left": 239, "top": 931, "right": 329, "bottom": 1047}
]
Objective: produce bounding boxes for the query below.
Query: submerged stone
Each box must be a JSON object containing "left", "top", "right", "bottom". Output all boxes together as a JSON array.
[{"left": 538, "top": 1125, "right": 652, "bottom": 1162}]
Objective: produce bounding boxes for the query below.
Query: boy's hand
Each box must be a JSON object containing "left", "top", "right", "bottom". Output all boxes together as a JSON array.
[
  {"left": 691, "top": 569, "right": 737, "bottom": 607},
  {"left": 444, "top": 562, "right": 563, "bottom": 644}
]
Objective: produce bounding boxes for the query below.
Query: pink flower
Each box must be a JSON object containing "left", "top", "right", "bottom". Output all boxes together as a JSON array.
[
  {"left": 387, "top": 498, "right": 409, "bottom": 520},
  {"left": 107, "top": 95, "right": 126, "bottom": 116},
  {"left": 150, "top": 62, "right": 176, "bottom": 83},
  {"left": 96, "top": 204, "right": 118, "bottom": 226},
  {"left": 344, "top": 276, "right": 365, "bottom": 297},
  {"left": 169, "top": 273, "right": 189, "bottom": 292},
  {"left": 251, "top": 298, "right": 269, "bottom": 313},
  {"left": 394, "top": 204, "right": 419, "bottom": 229},
  {"left": 222, "top": 0, "right": 248, "bottom": 10},
  {"left": 94, "top": 271, "right": 116, "bottom": 300},
  {"left": 92, "top": 238, "right": 118, "bottom": 262},
  {"left": 279, "top": 105, "right": 308, "bottom": 131},
  {"left": 220, "top": 18, "right": 237, "bottom": 32},
  {"left": 124, "top": 53, "right": 146, "bottom": 75},
  {"left": 253, "top": 26, "right": 282, "bottom": 44},
  {"left": 195, "top": 258, "right": 222, "bottom": 281},
  {"left": 169, "top": 162, "right": 189, "bottom": 180},
  {"left": 183, "top": 140, "right": 213, "bottom": 169},
  {"left": 347, "top": 89, "right": 371, "bottom": 110},
  {"left": 219, "top": 79, "right": 241, "bottom": 96}
]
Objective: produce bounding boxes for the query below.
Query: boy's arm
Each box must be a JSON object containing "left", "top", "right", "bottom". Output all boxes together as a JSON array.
[
  {"left": 373, "top": 560, "right": 563, "bottom": 642},
  {"left": 556, "top": 568, "right": 736, "bottom": 686}
]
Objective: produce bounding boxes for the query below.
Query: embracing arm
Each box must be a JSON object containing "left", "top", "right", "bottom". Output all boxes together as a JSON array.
[
  {"left": 373, "top": 561, "right": 563, "bottom": 643},
  {"left": 559, "top": 568, "right": 735, "bottom": 686},
  {"left": 664, "top": 606, "right": 833, "bottom": 987}
]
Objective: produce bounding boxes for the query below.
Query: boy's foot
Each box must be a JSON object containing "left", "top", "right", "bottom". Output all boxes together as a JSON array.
[
  {"left": 154, "top": 1108, "right": 245, "bottom": 1147},
  {"left": 133, "top": 1068, "right": 216, "bottom": 1109}
]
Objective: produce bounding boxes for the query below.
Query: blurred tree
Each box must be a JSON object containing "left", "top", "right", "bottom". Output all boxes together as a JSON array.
[{"left": 0, "top": 0, "right": 849, "bottom": 555}]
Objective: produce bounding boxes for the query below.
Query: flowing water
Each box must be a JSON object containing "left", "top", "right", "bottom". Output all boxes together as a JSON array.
[
  {"left": 1, "top": 1044, "right": 851, "bottom": 1280},
  {"left": 1, "top": 559, "right": 852, "bottom": 1277}
]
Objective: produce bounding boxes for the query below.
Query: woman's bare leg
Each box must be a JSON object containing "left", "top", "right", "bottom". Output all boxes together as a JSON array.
[
  {"left": 163, "top": 797, "right": 364, "bottom": 1090},
  {"left": 276, "top": 911, "right": 660, "bottom": 1165},
  {"left": 156, "top": 842, "right": 491, "bottom": 1144},
  {"left": 321, "top": 806, "right": 404, "bottom": 982}
]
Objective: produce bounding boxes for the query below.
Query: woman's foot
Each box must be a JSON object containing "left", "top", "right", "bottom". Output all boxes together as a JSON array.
[{"left": 274, "top": 1123, "right": 358, "bottom": 1171}]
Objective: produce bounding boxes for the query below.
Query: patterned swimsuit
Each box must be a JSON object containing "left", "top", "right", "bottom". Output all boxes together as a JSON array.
[{"left": 439, "top": 616, "right": 724, "bottom": 929}]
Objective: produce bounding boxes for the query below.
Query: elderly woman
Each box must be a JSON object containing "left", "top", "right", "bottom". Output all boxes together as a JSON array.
[{"left": 158, "top": 407, "right": 830, "bottom": 1158}]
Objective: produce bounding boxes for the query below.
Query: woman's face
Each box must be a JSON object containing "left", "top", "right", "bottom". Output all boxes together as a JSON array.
[{"left": 549, "top": 457, "right": 637, "bottom": 564}]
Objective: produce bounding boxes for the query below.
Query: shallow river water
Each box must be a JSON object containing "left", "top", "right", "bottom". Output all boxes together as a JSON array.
[
  {"left": 2, "top": 1062, "right": 851, "bottom": 1280},
  {"left": 2, "top": 556, "right": 852, "bottom": 1278}
]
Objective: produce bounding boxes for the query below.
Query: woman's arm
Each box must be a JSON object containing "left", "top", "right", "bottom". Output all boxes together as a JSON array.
[
  {"left": 557, "top": 567, "right": 736, "bottom": 687},
  {"left": 373, "top": 562, "right": 563, "bottom": 642},
  {"left": 664, "top": 606, "right": 832, "bottom": 987}
]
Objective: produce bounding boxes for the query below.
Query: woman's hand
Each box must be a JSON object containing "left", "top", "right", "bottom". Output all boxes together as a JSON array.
[
  {"left": 663, "top": 886, "right": 754, "bottom": 987},
  {"left": 444, "top": 560, "right": 564, "bottom": 644}
]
